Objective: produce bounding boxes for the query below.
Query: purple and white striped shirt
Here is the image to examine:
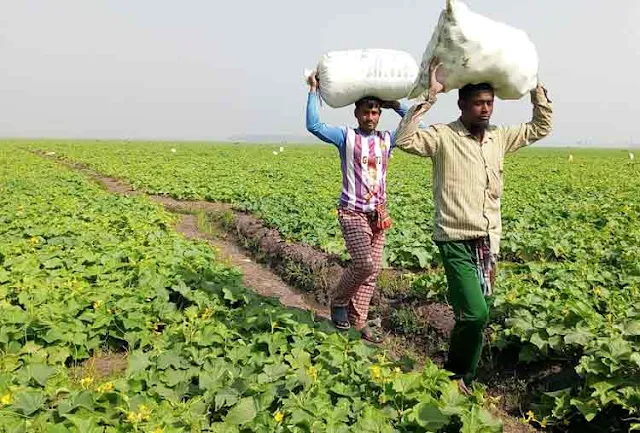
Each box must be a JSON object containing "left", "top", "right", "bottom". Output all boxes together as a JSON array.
[
  {"left": 339, "top": 128, "right": 392, "bottom": 212},
  {"left": 306, "top": 91, "right": 408, "bottom": 213}
]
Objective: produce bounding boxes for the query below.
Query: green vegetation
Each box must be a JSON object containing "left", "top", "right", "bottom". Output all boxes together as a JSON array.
[{"left": 0, "top": 146, "right": 500, "bottom": 432}]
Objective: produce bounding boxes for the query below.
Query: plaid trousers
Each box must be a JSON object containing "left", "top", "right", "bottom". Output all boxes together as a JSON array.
[{"left": 333, "top": 207, "right": 385, "bottom": 329}]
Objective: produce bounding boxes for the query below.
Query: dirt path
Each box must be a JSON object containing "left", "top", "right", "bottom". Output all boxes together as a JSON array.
[
  {"left": 174, "top": 211, "right": 329, "bottom": 319},
  {"left": 79, "top": 167, "right": 330, "bottom": 320}
]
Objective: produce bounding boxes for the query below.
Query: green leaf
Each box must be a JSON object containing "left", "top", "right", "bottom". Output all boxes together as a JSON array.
[
  {"left": 623, "top": 320, "right": 640, "bottom": 336},
  {"left": 127, "top": 351, "right": 150, "bottom": 375},
  {"left": 330, "top": 382, "right": 356, "bottom": 397},
  {"left": 607, "top": 338, "right": 632, "bottom": 358},
  {"left": 529, "top": 331, "right": 548, "bottom": 350},
  {"left": 257, "top": 363, "right": 288, "bottom": 384},
  {"left": 224, "top": 397, "right": 257, "bottom": 425},
  {"left": 156, "top": 352, "right": 186, "bottom": 370},
  {"left": 58, "top": 391, "right": 95, "bottom": 415},
  {"left": 214, "top": 388, "right": 240, "bottom": 411},
  {"left": 439, "top": 381, "right": 466, "bottom": 416},
  {"left": 571, "top": 398, "right": 599, "bottom": 422},
  {"left": 28, "top": 363, "right": 57, "bottom": 386},
  {"left": 564, "top": 329, "right": 593, "bottom": 346},
  {"left": 63, "top": 414, "right": 103, "bottom": 433},
  {"left": 411, "top": 248, "right": 431, "bottom": 269},
  {"left": 12, "top": 389, "right": 46, "bottom": 416},
  {"left": 0, "top": 269, "right": 10, "bottom": 283},
  {"left": 460, "top": 405, "right": 502, "bottom": 433},
  {"left": 412, "top": 401, "right": 449, "bottom": 430},
  {"left": 47, "top": 424, "right": 71, "bottom": 433}
]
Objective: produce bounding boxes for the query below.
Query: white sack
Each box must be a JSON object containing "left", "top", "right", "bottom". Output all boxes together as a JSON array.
[
  {"left": 307, "top": 49, "right": 419, "bottom": 108},
  {"left": 409, "top": 0, "right": 538, "bottom": 100}
]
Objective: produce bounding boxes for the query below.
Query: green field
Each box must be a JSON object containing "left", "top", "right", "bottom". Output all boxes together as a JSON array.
[
  {"left": 2, "top": 140, "right": 640, "bottom": 431},
  {"left": 0, "top": 146, "right": 503, "bottom": 432}
]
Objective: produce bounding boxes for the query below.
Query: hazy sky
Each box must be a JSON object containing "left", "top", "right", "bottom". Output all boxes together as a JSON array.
[{"left": 0, "top": 1, "right": 638, "bottom": 145}]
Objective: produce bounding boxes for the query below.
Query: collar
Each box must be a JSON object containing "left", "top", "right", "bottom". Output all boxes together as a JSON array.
[
  {"left": 355, "top": 128, "right": 379, "bottom": 137},
  {"left": 451, "top": 118, "right": 496, "bottom": 143}
]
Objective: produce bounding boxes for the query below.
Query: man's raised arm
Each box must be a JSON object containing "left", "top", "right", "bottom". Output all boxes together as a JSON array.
[{"left": 501, "top": 84, "right": 553, "bottom": 154}]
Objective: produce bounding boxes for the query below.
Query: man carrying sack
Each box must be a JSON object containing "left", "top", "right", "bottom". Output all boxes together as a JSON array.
[
  {"left": 394, "top": 58, "right": 553, "bottom": 391},
  {"left": 305, "top": 73, "right": 407, "bottom": 343}
]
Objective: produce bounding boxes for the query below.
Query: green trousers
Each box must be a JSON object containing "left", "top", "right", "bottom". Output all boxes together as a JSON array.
[{"left": 437, "top": 240, "right": 490, "bottom": 386}]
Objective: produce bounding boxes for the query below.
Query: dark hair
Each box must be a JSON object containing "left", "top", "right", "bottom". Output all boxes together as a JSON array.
[
  {"left": 459, "top": 83, "right": 494, "bottom": 101},
  {"left": 355, "top": 96, "right": 382, "bottom": 110}
]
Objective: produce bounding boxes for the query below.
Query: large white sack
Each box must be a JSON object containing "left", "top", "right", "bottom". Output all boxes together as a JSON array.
[
  {"left": 409, "top": 0, "right": 538, "bottom": 100},
  {"left": 308, "top": 49, "right": 419, "bottom": 108}
]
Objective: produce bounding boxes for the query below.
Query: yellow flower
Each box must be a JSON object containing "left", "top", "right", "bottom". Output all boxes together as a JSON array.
[
  {"left": 306, "top": 366, "right": 318, "bottom": 382},
  {"left": 594, "top": 287, "right": 603, "bottom": 297},
  {"left": 139, "top": 404, "right": 151, "bottom": 421},
  {"left": 540, "top": 419, "right": 548, "bottom": 428},
  {"left": 273, "top": 411, "right": 284, "bottom": 423},
  {"left": 126, "top": 405, "right": 151, "bottom": 424},
  {"left": 0, "top": 393, "right": 13, "bottom": 405},
  {"left": 80, "top": 376, "right": 94, "bottom": 389},
  {"left": 92, "top": 300, "right": 102, "bottom": 309},
  {"left": 30, "top": 236, "right": 39, "bottom": 245},
  {"left": 97, "top": 382, "right": 114, "bottom": 393},
  {"left": 524, "top": 410, "right": 535, "bottom": 422},
  {"left": 370, "top": 365, "right": 382, "bottom": 381},
  {"left": 201, "top": 307, "right": 212, "bottom": 320}
]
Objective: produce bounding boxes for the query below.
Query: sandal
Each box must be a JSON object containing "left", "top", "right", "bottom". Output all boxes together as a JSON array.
[
  {"left": 331, "top": 306, "right": 350, "bottom": 330},
  {"left": 359, "top": 325, "right": 385, "bottom": 344}
]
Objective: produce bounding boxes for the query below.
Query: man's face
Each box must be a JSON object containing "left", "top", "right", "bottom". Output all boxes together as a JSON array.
[
  {"left": 355, "top": 103, "right": 381, "bottom": 133},
  {"left": 459, "top": 90, "right": 494, "bottom": 129}
]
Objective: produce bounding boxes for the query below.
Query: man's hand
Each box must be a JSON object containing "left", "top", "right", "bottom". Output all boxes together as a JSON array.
[
  {"left": 307, "top": 72, "right": 319, "bottom": 92},
  {"left": 381, "top": 101, "right": 401, "bottom": 110},
  {"left": 535, "top": 79, "right": 551, "bottom": 103},
  {"left": 427, "top": 57, "right": 445, "bottom": 99}
]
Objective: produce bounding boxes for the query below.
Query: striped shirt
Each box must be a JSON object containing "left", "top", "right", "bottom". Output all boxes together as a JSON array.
[
  {"left": 394, "top": 85, "right": 553, "bottom": 255},
  {"left": 340, "top": 128, "right": 391, "bottom": 212},
  {"left": 306, "top": 91, "right": 407, "bottom": 212}
]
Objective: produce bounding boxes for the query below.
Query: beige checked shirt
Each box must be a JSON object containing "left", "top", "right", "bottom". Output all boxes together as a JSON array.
[{"left": 394, "top": 86, "right": 553, "bottom": 255}]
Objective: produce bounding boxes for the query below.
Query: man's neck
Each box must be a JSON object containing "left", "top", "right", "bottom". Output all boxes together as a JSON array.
[{"left": 356, "top": 128, "right": 376, "bottom": 136}]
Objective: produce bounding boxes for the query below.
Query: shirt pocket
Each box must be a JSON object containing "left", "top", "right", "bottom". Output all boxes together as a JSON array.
[{"left": 487, "top": 159, "right": 504, "bottom": 199}]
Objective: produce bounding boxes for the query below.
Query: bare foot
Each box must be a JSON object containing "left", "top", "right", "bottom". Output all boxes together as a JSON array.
[{"left": 457, "top": 378, "right": 472, "bottom": 396}]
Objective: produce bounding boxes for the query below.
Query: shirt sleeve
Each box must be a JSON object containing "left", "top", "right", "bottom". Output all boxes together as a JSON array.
[
  {"left": 392, "top": 102, "right": 439, "bottom": 157},
  {"left": 390, "top": 101, "right": 428, "bottom": 149},
  {"left": 500, "top": 85, "right": 553, "bottom": 154},
  {"left": 306, "top": 91, "right": 346, "bottom": 148}
]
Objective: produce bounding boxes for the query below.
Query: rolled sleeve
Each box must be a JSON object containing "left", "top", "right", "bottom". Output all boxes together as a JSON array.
[{"left": 501, "top": 85, "right": 553, "bottom": 154}]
